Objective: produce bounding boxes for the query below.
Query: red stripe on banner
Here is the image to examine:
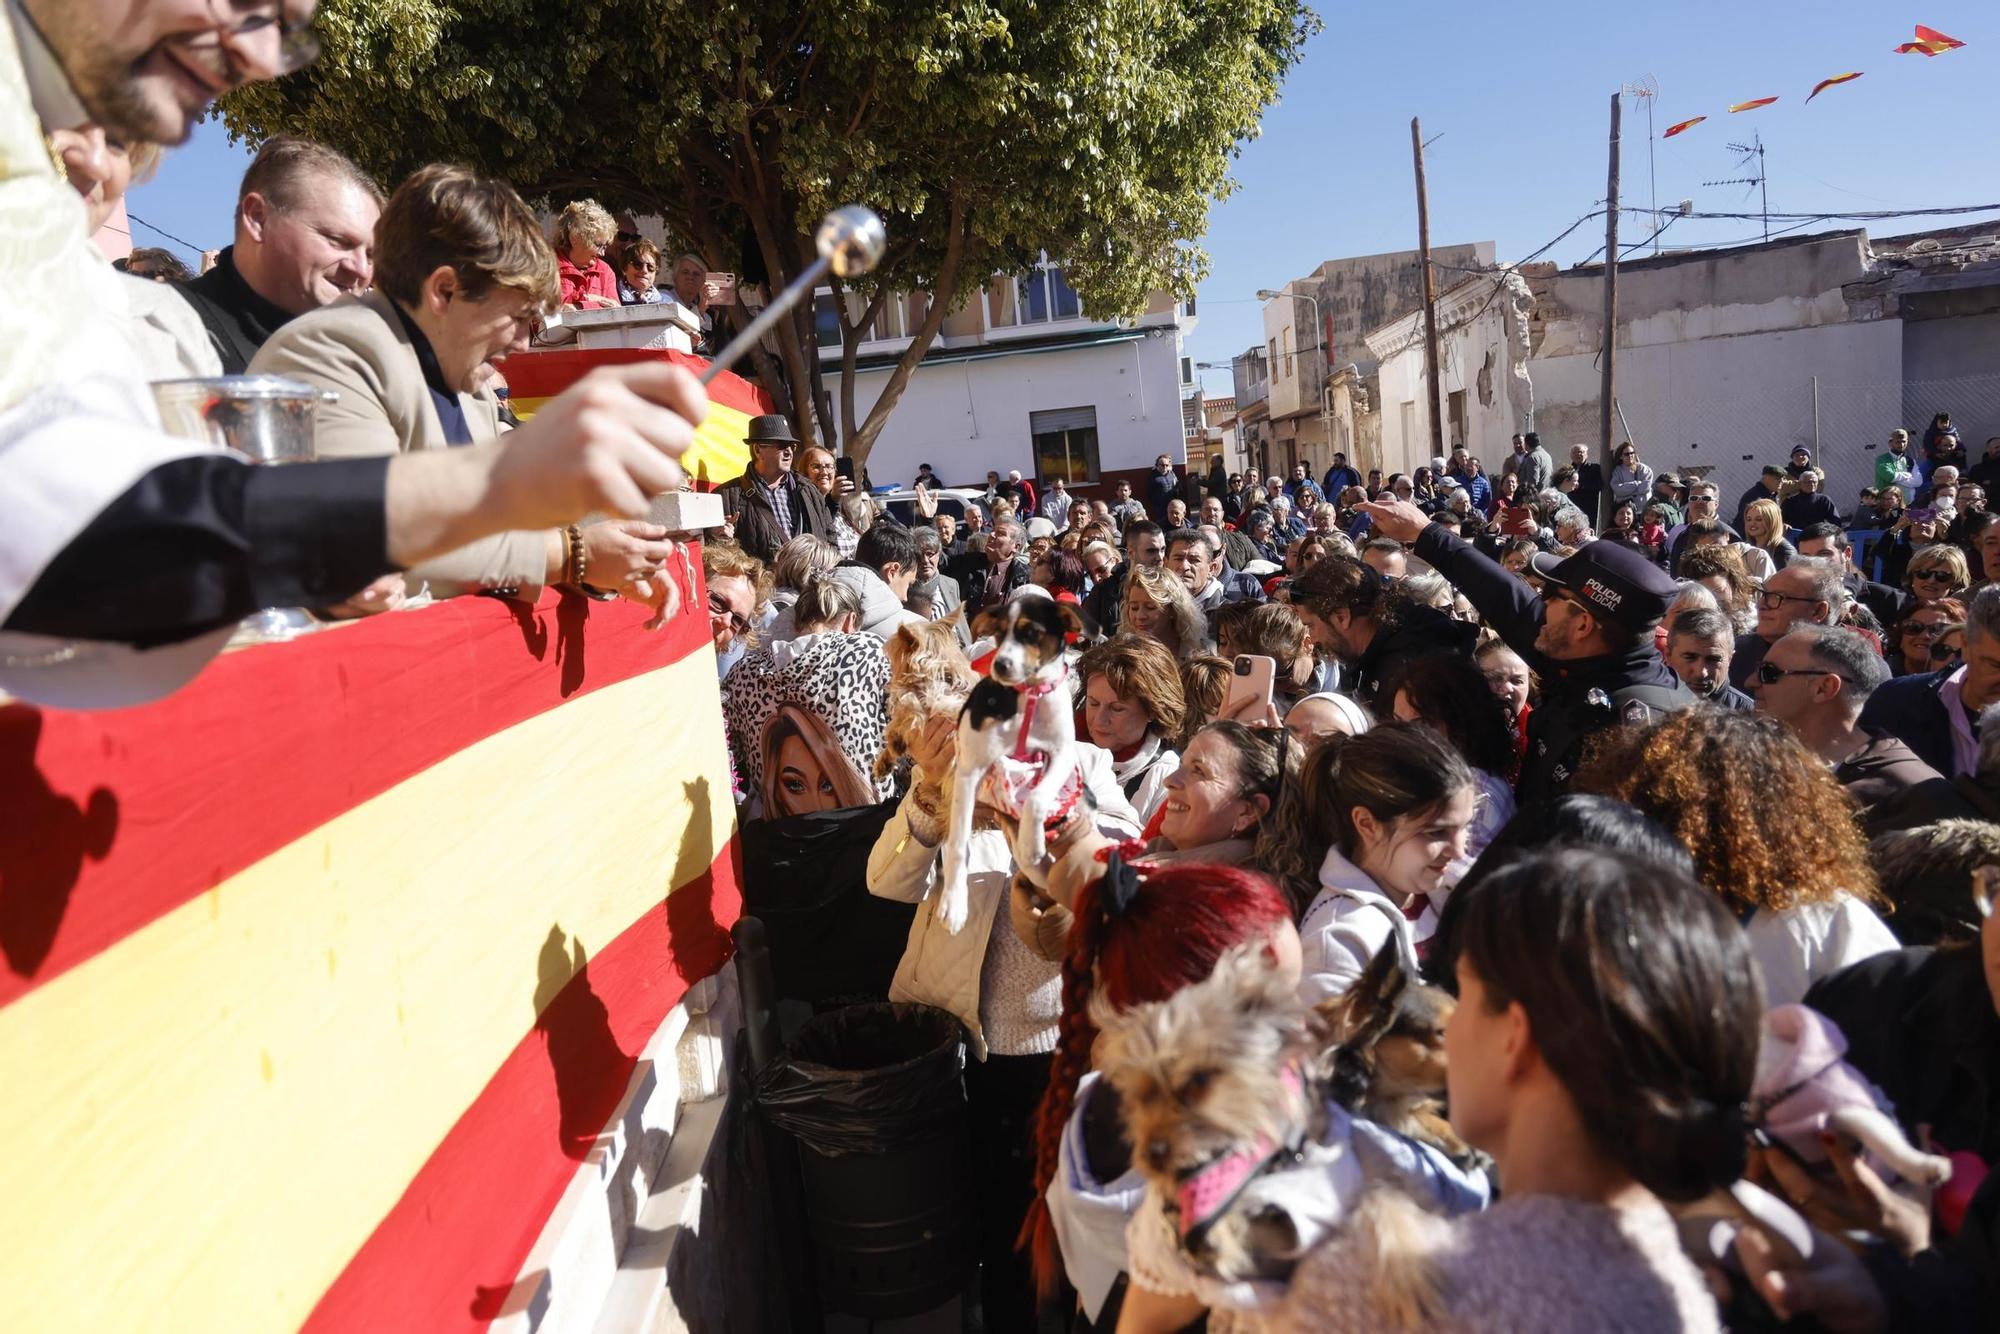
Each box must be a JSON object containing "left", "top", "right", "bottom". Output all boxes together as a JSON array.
[
  {"left": 301, "top": 843, "right": 742, "bottom": 1334},
  {"left": 501, "top": 348, "right": 769, "bottom": 420},
  {"left": 0, "top": 575, "right": 712, "bottom": 1006}
]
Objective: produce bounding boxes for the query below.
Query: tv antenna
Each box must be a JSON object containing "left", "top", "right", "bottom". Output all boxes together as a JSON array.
[
  {"left": 1703, "top": 132, "right": 1770, "bottom": 241},
  {"left": 1620, "top": 76, "right": 1661, "bottom": 252}
]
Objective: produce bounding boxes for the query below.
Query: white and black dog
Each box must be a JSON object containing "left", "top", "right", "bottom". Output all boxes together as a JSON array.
[{"left": 934, "top": 595, "right": 1087, "bottom": 933}]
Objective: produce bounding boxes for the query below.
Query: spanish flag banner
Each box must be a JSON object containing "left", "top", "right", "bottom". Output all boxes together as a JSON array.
[
  {"left": 1807, "top": 72, "right": 1864, "bottom": 101},
  {"left": 1662, "top": 115, "right": 1707, "bottom": 138},
  {"left": 503, "top": 348, "right": 774, "bottom": 487},
  {"left": 0, "top": 581, "right": 740, "bottom": 1331},
  {"left": 1728, "top": 96, "right": 1780, "bottom": 113},
  {"left": 1895, "top": 23, "right": 1964, "bottom": 55}
]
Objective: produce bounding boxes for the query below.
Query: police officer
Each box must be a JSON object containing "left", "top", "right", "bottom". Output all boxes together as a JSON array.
[{"left": 1357, "top": 497, "right": 1690, "bottom": 805}]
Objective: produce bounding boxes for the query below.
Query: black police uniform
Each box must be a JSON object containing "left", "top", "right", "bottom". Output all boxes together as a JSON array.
[{"left": 1412, "top": 526, "right": 1691, "bottom": 807}]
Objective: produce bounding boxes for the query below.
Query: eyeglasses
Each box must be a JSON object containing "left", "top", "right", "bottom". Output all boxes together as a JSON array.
[
  {"left": 753, "top": 442, "right": 795, "bottom": 453},
  {"left": 204, "top": 0, "right": 322, "bottom": 77},
  {"left": 1757, "top": 661, "right": 1839, "bottom": 686},
  {"left": 1754, "top": 586, "right": 1820, "bottom": 610},
  {"left": 707, "top": 593, "right": 750, "bottom": 635}
]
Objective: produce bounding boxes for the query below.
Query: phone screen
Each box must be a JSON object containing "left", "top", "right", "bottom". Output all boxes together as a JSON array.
[{"left": 835, "top": 457, "right": 856, "bottom": 481}]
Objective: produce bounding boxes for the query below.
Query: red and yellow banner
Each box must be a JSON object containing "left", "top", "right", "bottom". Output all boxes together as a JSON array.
[
  {"left": 503, "top": 348, "right": 773, "bottom": 487},
  {"left": 1728, "top": 96, "right": 1779, "bottom": 113},
  {"left": 1807, "top": 71, "right": 1864, "bottom": 101},
  {"left": 0, "top": 578, "right": 740, "bottom": 1331},
  {"left": 1662, "top": 114, "right": 1707, "bottom": 138},
  {"left": 1896, "top": 23, "right": 1964, "bottom": 55}
]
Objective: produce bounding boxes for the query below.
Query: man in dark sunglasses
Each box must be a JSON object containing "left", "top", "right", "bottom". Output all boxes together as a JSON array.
[
  {"left": 714, "top": 414, "right": 835, "bottom": 563},
  {"left": 1754, "top": 625, "right": 1974, "bottom": 833}
]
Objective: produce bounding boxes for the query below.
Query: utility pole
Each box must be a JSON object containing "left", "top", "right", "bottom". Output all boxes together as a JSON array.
[
  {"left": 1411, "top": 117, "right": 1445, "bottom": 464},
  {"left": 1598, "top": 91, "right": 1621, "bottom": 529}
]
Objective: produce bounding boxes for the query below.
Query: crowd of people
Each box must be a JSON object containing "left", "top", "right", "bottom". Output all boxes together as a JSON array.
[
  {"left": 706, "top": 421, "right": 2000, "bottom": 1331},
  {"left": 9, "top": 4, "right": 2000, "bottom": 1331}
]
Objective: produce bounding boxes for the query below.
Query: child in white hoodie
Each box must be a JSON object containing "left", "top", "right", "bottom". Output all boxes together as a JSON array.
[{"left": 1288, "top": 723, "right": 1478, "bottom": 1004}]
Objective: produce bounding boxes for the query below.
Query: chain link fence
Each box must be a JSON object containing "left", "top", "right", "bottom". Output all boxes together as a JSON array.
[{"left": 1609, "top": 371, "right": 2000, "bottom": 524}]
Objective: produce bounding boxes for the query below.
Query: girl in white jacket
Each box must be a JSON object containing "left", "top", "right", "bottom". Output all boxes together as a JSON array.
[{"left": 1270, "top": 723, "right": 1478, "bottom": 1004}]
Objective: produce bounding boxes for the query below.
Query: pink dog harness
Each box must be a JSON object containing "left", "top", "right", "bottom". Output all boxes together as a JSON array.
[
  {"left": 1173, "top": 1065, "right": 1307, "bottom": 1245},
  {"left": 982, "top": 666, "right": 1083, "bottom": 829}
]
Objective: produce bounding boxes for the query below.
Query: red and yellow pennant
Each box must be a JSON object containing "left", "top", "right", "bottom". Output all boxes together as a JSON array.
[
  {"left": 1807, "top": 71, "right": 1864, "bottom": 101},
  {"left": 0, "top": 585, "right": 741, "bottom": 1331},
  {"left": 1662, "top": 114, "right": 1708, "bottom": 138},
  {"left": 1728, "top": 96, "right": 1780, "bottom": 113},
  {"left": 1895, "top": 23, "right": 1965, "bottom": 55},
  {"left": 503, "top": 347, "right": 774, "bottom": 487}
]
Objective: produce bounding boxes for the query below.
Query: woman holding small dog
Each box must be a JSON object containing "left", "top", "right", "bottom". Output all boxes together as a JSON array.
[
  {"left": 1278, "top": 847, "right": 1762, "bottom": 1332},
  {"left": 866, "top": 679, "right": 1146, "bottom": 1330}
]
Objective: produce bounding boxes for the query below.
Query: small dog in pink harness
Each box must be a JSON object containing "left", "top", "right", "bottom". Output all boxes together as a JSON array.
[{"left": 934, "top": 596, "right": 1086, "bottom": 934}]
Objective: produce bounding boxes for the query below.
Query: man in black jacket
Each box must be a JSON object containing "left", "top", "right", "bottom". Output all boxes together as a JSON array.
[
  {"left": 715, "top": 415, "right": 835, "bottom": 563},
  {"left": 946, "top": 516, "right": 1031, "bottom": 613},
  {"left": 1361, "top": 496, "right": 1689, "bottom": 804},
  {"left": 1288, "top": 552, "right": 1477, "bottom": 708},
  {"left": 177, "top": 138, "right": 384, "bottom": 373},
  {"left": 1080, "top": 520, "right": 1164, "bottom": 636},
  {"left": 1796, "top": 522, "right": 1909, "bottom": 627}
]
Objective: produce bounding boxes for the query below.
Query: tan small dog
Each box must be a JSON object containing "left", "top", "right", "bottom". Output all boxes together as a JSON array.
[
  {"left": 874, "top": 619, "right": 977, "bottom": 784},
  {"left": 1316, "top": 940, "right": 1466, "bottom": 1159}
]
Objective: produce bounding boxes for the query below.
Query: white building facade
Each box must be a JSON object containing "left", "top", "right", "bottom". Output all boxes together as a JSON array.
[{"left": 818, "top": 264, "right": 1196, "bottom": 495}]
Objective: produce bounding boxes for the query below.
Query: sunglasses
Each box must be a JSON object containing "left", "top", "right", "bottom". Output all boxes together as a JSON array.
[
  {"left": 1911, "top": 569, "right": 1960, "bottom": 585},
  {"left": 1757, "top": 661, "right": 1839, "bottom": 686},
  {"left": 1902, "top": 621, "right": 1947, "bottom": 638},
  {"left": 1933, "top": 642, "right": 1965, "bottom": 662},
  {"left": 707, "top": 592, "right": 750, "bottom": 635}
]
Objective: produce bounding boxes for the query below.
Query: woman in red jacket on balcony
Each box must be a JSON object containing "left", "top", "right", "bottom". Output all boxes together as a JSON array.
[{"left": 551, "top": 199, "right": 619, "bottom": 310}]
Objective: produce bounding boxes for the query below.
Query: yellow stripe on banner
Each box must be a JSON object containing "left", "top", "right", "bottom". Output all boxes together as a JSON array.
[
  {"left": 0, "top": 654, "right": 734, "bottom": 1333},
  {"left": 514, "top": 398, "right": 752, "bottom": 486}
]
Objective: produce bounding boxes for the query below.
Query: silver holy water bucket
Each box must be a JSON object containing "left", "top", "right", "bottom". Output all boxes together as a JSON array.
[
  {"left": 151, "top": 374, "right": 331, "bottom": 463},
  {"left": 151, "top": 376, "right": 339, "bottom": 640}
]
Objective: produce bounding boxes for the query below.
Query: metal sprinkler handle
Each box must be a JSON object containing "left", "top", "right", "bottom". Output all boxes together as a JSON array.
[{"left": 698, "top": 205, "right": 887, "bottom": 385}]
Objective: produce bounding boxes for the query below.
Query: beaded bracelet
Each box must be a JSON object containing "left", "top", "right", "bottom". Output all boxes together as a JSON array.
[{"left": 565, "top": 524, "right": 587, "bottom": 586}]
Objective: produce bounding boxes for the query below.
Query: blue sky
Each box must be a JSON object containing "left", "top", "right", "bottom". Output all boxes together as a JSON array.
[{"left": 125, "top": 2, "right": 1993, "bottom": 397}]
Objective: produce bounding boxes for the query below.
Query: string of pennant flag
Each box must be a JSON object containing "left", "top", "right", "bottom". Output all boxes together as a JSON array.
[{"left": 1661, "top": 24, "right": 1966, "bottom": 139}]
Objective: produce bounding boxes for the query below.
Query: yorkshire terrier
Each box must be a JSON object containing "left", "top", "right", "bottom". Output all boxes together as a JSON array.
[
  {"left": 1092, "top": 941, "right": 1344, "bottom": 1285},
  {"left": 874, "top": 619, "right": 978, "bottom": 785}
]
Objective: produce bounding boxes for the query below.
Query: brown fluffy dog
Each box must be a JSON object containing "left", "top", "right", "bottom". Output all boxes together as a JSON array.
[
  {"left": 1317, "top": 940, "right": 1467, "bottom": 1158},
  {"left": 873, "top": 619, "right": 977, "bottom": 784},
  {"left": 1093, "top": 942, "right": 1331, "bottom": 1281}
]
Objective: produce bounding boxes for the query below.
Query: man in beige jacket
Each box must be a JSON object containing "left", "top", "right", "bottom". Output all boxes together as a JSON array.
[{"left": 253, "top": 163, "right": 678, "bottom": 613}]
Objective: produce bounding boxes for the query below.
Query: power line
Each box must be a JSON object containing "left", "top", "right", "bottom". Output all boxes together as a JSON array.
[{"left": 124, "top": 212, "right": 210, "bottom": 257}]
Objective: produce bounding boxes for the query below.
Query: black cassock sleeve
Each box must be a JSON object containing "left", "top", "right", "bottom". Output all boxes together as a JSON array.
[{"left": 5, "top": 454, "right": 394, "bottom": 647}]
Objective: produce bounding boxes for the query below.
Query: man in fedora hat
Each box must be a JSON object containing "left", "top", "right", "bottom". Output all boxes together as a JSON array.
[{"left": 716, "top": 414, "right": 834, "bottom": 563}]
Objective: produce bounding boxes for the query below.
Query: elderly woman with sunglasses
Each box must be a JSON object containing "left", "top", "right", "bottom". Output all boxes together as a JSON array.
[
  {"left": 1904, "top": 545, "right": 1971, "bottom": 608},
  {"left": 1889, "top": 598, "right": 1968, "bottom": 676}
]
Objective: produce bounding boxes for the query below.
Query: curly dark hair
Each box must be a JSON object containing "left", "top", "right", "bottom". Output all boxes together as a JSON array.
[{"left": 1573, "top": 708, "right": 1882, "bottom": 916}]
